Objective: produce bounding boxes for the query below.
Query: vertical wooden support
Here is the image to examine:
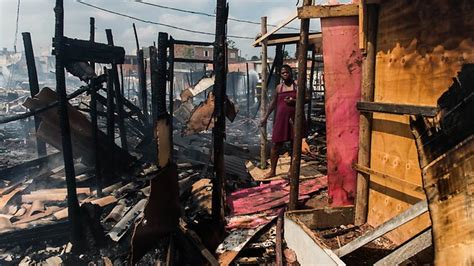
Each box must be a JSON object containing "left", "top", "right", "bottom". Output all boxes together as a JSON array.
[
  {"left": 246, "top": 62, "right": 250, "bottom": 118},
  {"left": 22, "top": 32, "right": 47, "bottom": 157},
  {"left": 289, "top": 0, "right": 311, "bottom": 211},
  {"left": 355, "top": 4, "right": 378, "bottom": 225},
  {"left": 168, "top": 36, "right": 175, "bottom": 160},
  {"left": 307, "top": 48, "right": 316, "bottom": 131},
  {"left": 106, "top": 67, "right": 115, "bottom": 147},
  {"left": 149, "top": 46, "right": 158, "bottom": 129},
  {"left": 133, "top": 24, "right": 148, "bottom": 121},
  {"left": 120, "top": 64, "right": 125, "bottom": 96},
  {"left": 156, "top": 32, "right": 171, "bottom": 167},
  {"left": 212, "top": 0, "right": 228, "bottom": 224},
  {"left": 231, "top": 72, "right": 237, "bottom": 101},
  {"left": 88, "top": 17, "right": 101, "bottom": 197},
  {"left": 105, "top": 29, "right": 128, "bottom": 152},
  {"left": 260, "top": 16, "right": 268, "bottom": 169},
  {"left": 53, "top": 0, "right": 82, "bottom": 247}
]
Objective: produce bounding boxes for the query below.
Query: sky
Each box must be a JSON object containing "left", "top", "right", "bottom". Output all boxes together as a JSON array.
[{"left": 0, "top": 0, "right": 333, "bottom": 59}]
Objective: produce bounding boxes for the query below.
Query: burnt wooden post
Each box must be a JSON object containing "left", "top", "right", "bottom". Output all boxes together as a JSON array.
[
  {"left": 133, "top": 24, "right": 148, "bottom": 121},
  {"left": 260, "top": 16, "right": 268, "bottom": 169},
  {"left": 149, "top": 45, "right": 158, "bottom": 131},
  {"left": 168, "top": 36, "right": 175, "bottom": 154},
  {"left": 212, "top": 0, "right": 228, "bottom": 224},
  {"left": 355, "top": 4, "right": 378, "bottom": 225},
  {"left": 307, "top": 47, "right": 316, "bottom": 131},
  {"left": 246, "top": 63, "right": 250, "bottom": 118},
  {"left": 106, "top": 67, "right": 115, "bottom": 147},
  {"left": 22, "top": 32, "right": 47, "bottom": 157},
  {"left": 120, "top": 64, "right": 125, "bottom": 96},
  {"left": 53, "top": 0, "right": 82, "bottom": 246},
  {"left": 106, "top": 29, "right": 128, "bottom": 152},
  {"left": 231, "top": 71, "right": 237, "bottom": 101},
  {"left": 156, "top": 33, "right": 168, "bottom": 120},
  {"left": 289, "top": 0, "right": 311, "bottom": 210},
  {"left": 88, "top": 17, "right": 102, "bottom": 196},
  {"left": 155, "top": 32, "right": 171, "bottom": 166},
  {"left": 89, "top": 18, "right": 95, "bottom": 73}
]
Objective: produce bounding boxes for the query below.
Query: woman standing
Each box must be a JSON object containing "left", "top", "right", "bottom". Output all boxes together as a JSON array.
[{"left": 260, "top": 64, "right": 307, "bottom": 178}]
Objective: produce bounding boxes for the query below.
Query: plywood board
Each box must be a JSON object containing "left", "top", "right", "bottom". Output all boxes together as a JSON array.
[
  {"left": 321, "top": 16, "right": 362, "bottom": 206},
  {"left": 246, "top": 156, "right": 323, "bottom": 181},
  {"left": 367, "top": 0, "right": 474, "bottom": 244}
]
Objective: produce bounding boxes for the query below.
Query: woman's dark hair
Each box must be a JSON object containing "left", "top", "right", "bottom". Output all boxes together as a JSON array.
[
  {"left": 281, "top": 64, "right": 293, "bottom": 77},
  {"left": 281, "top": 64, "right": 292, "bottom": 73}
]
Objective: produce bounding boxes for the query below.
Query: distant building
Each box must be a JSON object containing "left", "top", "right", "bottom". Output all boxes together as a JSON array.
[{"left": 174, "top": 44, "right": 240, "bottom": 63}]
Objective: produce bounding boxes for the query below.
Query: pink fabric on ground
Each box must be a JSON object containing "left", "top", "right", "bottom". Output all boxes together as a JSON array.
[{"left": 227, "top": 176, "right": 328, "bottom": 216}]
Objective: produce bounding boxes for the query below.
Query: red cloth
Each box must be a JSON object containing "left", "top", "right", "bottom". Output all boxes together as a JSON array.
[{"left": 272, "top": 83, "right": 297, "bottom": 143}]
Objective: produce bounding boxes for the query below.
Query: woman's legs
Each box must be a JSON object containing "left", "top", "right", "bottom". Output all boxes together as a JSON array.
[{"left": 265, "top": 142, "right": 284, "bottom": 178}]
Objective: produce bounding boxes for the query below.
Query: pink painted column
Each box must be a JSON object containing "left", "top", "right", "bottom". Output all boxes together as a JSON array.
[{"left": 321, "top": 16, "right": 362, "bottom": 206}]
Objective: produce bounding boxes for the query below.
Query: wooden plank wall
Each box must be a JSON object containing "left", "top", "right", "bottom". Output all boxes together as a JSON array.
[{"left": 367, "top": 0, "right": 474, "bottom": 244}]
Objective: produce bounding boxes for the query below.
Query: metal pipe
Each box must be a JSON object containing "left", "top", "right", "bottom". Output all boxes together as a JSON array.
[{"left": 289, "top": 0, "right": 311, "bottom": 211}]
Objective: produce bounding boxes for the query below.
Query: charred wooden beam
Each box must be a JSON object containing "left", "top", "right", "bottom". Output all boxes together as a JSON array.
[
  {"left": 53, "top": 36, "right": 125, "bottom": 64},
  {"left": 212, "top": 0, "right": 228, "bottom": 224},
  {"left": 168, "top": 36, "right": 175, "bottom": 156},
  {"left": 357, "top": 101, "right": 438, "bottom": 117},
  {"left": 289, "top": 0, "right": 311, "bottom": 211},
  {"left": 155, "top": 32, "right": 171, "bottom": 166},
  {"left": 0, "top": 220, "right": 70, "bottom": 248},
  {"left": 106, "top": 29, "right": 128, "bottom": 152},
  {"left": 105, "top": 68, "right": 115, "bottom": 149},
  {"left": 0, "top": 85, "right": 94, "bottom": 124},
  {"left": 0, "top": 151, "right": 62, "bottom": 181},
  {"left": 174, "top": 57, "right": 213, "bottom": 64},
  {"left": 150, "top": 46, "right": 159, "bottom": 130},
  {"left": 173, "top": 39, "right": 213, "bottom": 46},
  {"left": 22, "top": 32, "right": 47, "bottom": 157},
  {"left": 133, "top": 24, "right": 148, "bottom": 121},
  {"left": 88, "top": 17, "right": 102, "bottom": 196},
  {"left": 53, "top": 0, "right": 82, "bottom": 249}
]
